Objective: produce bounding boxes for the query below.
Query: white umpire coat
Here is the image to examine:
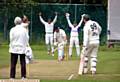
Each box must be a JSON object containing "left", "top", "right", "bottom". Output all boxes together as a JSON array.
[{"left": 9, "top": 24, "right": 29, "bottom": 54}]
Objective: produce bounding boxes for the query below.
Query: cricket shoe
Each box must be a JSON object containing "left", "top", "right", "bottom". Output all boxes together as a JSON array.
[
  {"left": 47, "top": 51, "right": 50, "bottom": 55},
  {"left": 52, "top": 54, "right": 54, "bottom": 56},
  {"left": 61, "top": 55, "right": 65, "bottom": 61},
  {"left": 69, "top": 55, "right": 72, "bottom": 58},
  {"left": 83, "top": 68, "right": 88, "bottom": 74},
  {"left": 91, "top": 71, "right": 96, "bottom": 75},
  {"left": 21, "top": 77, "right": 27, "bottom": 80},
  {"left": 52, "top": 52, "right": 54, "bottom": 56},
  {"left": 58, "top": 59, "right": 62, "bottom": 62},
  {"left": 10, "top": 78, "right": 14, "bottom": 80}
]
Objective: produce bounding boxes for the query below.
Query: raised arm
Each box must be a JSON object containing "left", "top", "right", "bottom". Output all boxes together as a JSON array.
[
  {"left": 66, "top": 13, "right": 73, "bottom": 28},
  {"left": 52, "top": 12, "right": 58, "bottom": 24},
  {"left": 77, "top": 15, "right": 84, "bottom": 28},
  {"left": 39, "top": 12, "right": 46, "bottom": 24}
]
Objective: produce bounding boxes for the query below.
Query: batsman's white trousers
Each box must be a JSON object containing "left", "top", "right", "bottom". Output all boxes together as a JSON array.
[
  {"left": 84, "top": 43, "right": 99, "bottom": 72},
  {"left": 58, "top": 44, "right": 64, "bottom": 61},
  {"left": 69, "top": 36, "right": 80, "bottom": 56},
  {"left": 45, "top": 33, "right": 54, "bottom": 52}
]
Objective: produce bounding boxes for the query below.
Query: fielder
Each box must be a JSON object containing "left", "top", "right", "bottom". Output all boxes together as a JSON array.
[
  {"left": 21, "top": 15, "right": 33, "bottom": 64},
  {"left": 54, "top": 27, "right": 67, "bottom": 62},
  {"left": 66, "top": 13, "right": 83, "bottom": 57},
  {"left": 21, "top": 15, "right": 30, "bottom": 32},
  {"left": 39, "top": 12, "right": 57, "bottom": 56},
  {"left": 79, "top": 14, "right": 102, "bottom": 75}
]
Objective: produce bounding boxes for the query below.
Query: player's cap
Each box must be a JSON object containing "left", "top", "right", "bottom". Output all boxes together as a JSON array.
[
  {"left": 55, "top": 26, "right": 60, "bottom": 30},
  {"left": 54, "top": 27, "right": 60, "bottom": 32},
  {"left": 14, "top": 17, "right": 22, "bottom": 25},
  {"left": 82, "top": 14, "right": 90, "bottom": 21}
]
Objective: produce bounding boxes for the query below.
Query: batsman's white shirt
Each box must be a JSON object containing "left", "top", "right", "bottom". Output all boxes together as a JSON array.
[
  {"left": 39, "top": 16, "right": 57, "bottom": 33},
  {"left": 9, "top": 25, "right": 29, "bottom": 54},
  {"left": 83, "top": 20, "right": 102, "bottom": 46},
  {"left": 54, "top": 29, "right": 66, "bottom": 43}
]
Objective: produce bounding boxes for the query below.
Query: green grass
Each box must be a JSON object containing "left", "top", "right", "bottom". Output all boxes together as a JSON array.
[
  {"left": 41, "top": 80, "right": 120, "bottom": 82},
  {"left": 0, "top": 44, "right": 120, "bottom": 82},
  {"left": 0, "top": 45, "right": 10, "bottom": 68}
]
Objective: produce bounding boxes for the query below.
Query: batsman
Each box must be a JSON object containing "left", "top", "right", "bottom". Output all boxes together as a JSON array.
[
  {"left": 78, "top": 14, "right": 102, "bottom": 75},
  {"left": 54, "top": 27, "right": 67, "bottom": 62}
]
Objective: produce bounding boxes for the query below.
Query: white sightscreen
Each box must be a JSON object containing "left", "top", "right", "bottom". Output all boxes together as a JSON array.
[{"left": 108, "top": 0, "right": 120, "bottom": 40}]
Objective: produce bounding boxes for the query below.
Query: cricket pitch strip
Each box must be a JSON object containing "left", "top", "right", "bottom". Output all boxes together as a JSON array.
[
  {"left": 0, "top": 79, "right": 40, "bottom": 82},
  {"left": 0, "top": 60, "right": 79, "bottom": 80}
]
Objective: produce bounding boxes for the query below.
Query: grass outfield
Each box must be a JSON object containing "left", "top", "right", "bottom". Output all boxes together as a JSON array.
[{"left": 0, "top": 44, "right": 120, "bottom": 82}]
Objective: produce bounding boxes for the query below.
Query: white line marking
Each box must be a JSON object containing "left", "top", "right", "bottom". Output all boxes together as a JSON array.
[{"left": 68, "top": 74, "right": 74, "bottom": 80}]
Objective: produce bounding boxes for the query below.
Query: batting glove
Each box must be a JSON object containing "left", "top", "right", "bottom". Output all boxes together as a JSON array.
[
  {"left": 64, "top": 40, "right": 67, "bottom": 45},
  {"left": 81, "top": 46, "right": 87, "bottom": 54},
  {"left": 54, "top": 42, "right": 58, "bottom": 46}
]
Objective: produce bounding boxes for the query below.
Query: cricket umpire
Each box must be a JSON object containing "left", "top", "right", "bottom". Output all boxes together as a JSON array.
[{"left": 9, "top": 16, "right": 29, "bottom": 79}]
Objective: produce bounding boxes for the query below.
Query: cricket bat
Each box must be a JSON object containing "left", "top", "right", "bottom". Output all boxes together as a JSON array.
[{"left": 78, "top": 52, "right": 85, "bottom": 75}]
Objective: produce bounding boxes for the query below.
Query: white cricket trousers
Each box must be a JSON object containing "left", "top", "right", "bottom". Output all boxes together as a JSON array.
[
  {"left": 45, "top": 33, "right": 54, "bottom": 53},
  {"left": 58, "top": 44, "right": 64, "bottom": 61},
  {"left": 69, "top": 36, "right": 80, "bottom": 56},
  {"left": 84, "top": 43, "right": 99, "bottom": 72}
]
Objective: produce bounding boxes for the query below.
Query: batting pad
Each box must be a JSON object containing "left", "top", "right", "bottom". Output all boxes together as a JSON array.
[{"left": 0, "top": 79, "right": 40, "bottom": 82}]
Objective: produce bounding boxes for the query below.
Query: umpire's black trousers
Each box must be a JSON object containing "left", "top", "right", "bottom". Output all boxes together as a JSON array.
[{"left": 10, "top": 53, "right": 26, "bottom": 78}]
